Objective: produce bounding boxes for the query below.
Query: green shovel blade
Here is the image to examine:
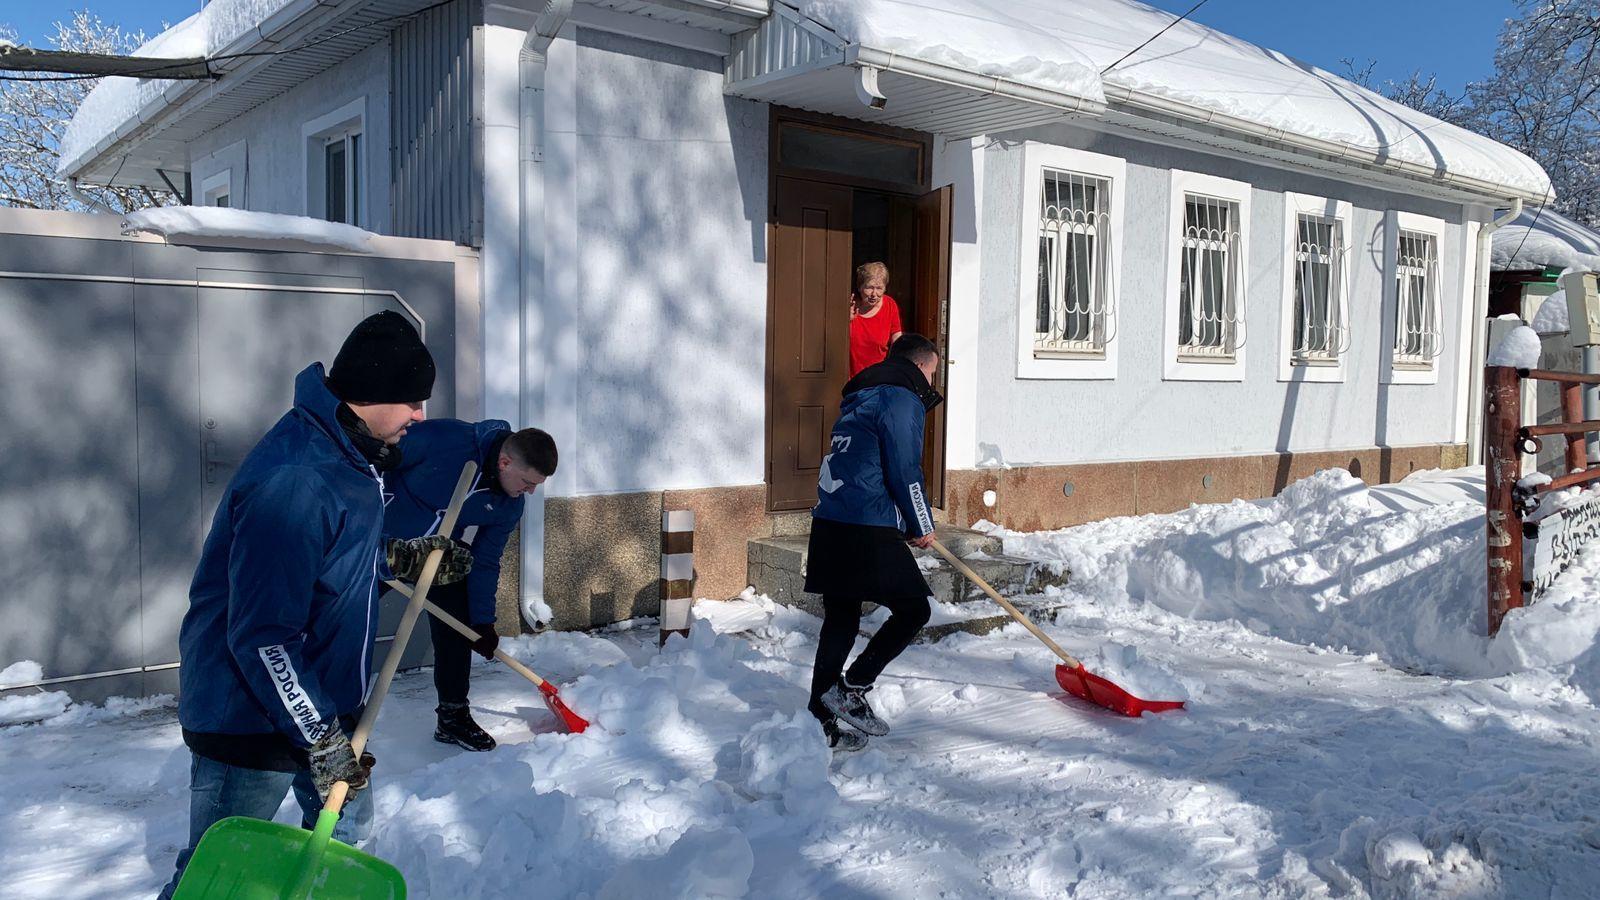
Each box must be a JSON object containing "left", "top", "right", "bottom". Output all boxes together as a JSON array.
[{"left": 172, "top": 813, "right": 405, "bottom": 899}]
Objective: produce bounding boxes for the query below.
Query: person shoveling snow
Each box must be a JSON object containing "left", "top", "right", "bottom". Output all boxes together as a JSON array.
[{"left": 805, "top": 334, "right": 944, "bottom": 752}]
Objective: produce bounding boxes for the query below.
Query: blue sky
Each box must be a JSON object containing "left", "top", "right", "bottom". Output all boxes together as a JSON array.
[{"left": 9, "top": 0, "right": 1514, "bottom": 95}]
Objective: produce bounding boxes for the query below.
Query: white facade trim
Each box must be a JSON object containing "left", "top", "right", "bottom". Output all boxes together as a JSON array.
[
  {"left": 1163, "top": 169, "right": 1252, "bottom": 382},
  {"left": 1382, "top": 209, "right": 1449, "bottom": 386},
  {"left": 938, "top": 137, "right": 981, "bottom": 469},
  {"left": 1453, "top": 219, "right": 1483, "bottom": 443},
  {"left": 200, "top": 169, "right": 234, "bottom": 208},
  {"left": 1015, "top": 142, "right": 1125, "bottom": 381},
  {"left": 1277, "top": 192, "right": 1353, "bottom": 383},
  {"left": 300, "top": 96, "right": 367, "bottom": 226}
]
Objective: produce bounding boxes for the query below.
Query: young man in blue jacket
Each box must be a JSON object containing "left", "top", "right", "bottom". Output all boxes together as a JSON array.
[
  {"left": 386, "top": 420, "right": 558, "bottom": 750},
  {"left": 160, "top": 311, "right": 473, "bottom": 898},
  {"left": 806, "top": 333, "right": 942, "bottom": 752}
]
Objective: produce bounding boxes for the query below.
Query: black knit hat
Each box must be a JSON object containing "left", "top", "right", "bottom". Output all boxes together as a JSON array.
[{"left": 326, "top": 311, "right": 435, "bottom": 403}]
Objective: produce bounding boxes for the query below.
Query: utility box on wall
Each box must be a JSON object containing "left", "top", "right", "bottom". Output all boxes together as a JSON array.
[{"left": 1562, "top": 270, "right": 1600, "bottom": 346}]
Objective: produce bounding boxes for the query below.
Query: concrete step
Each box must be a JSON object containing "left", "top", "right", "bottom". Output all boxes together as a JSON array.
[{"left": 747, "top": 524, "right": 1070, "bottom": 635}]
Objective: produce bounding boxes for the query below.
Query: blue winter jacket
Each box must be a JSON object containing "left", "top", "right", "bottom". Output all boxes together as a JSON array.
[
  {"left": 813, "top": 357, "right": 940, "bottom": 538},
  {"left": 178, "top": 364, "right": 388, "bottom": 748},
  {"left": 385, "top": 419, "right": 524, "bottom": 625}
]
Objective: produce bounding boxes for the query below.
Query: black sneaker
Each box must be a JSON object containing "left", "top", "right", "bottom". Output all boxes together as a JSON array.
[
  {"left": 434, "top": 702, "right": 496, "bottom": 752},
  {"left": 820, "top": 680, "right": 890, "bottom": 736},
  {"left": 821, "top": 715, "right": 868, "bottom": 753}
]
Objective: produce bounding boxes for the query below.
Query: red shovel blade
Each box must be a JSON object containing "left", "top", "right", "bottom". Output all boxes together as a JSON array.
[
  {"left": 1055, "top": 663, "right": 1185, "bottom": 717},
  {"left": 538, "top": 680, "right": 589, "bottom": 733}
]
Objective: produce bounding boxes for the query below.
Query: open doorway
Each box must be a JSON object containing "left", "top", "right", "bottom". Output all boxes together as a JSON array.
[{"left": 765, "top": 110, "right": 951, "bottom": 513}]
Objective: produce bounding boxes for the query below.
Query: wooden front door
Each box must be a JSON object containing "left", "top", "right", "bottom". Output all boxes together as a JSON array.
[
  {"left": 767, "top": 177, "right": 853, "bottom": 511},
  {"left": 913, "top": 184, "right": 953, "bottom": 507}
]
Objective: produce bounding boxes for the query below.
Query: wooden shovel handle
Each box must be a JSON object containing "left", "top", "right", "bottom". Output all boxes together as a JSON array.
[
  {"left": 323, "top": 461, "right": 478, "bottom": 817},
  {"left": 385, "top": 577, "right": 552, "bottom": 689},
  {"left": 929, "top": 539, "right": 1081, "bottom": 669}
]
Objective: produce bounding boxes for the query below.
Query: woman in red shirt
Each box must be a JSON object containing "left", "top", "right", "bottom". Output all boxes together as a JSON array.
[{"left": 848, "top": 261, "right": 903, "bottom": 376}]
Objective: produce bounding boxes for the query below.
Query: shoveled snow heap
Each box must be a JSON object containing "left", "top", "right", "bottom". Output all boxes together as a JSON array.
[
  {"left": 797, "top": 0, "right": 1548, "bottom": 198},
  {"left": 7, "top": 466, "right": 1600, "bottom": 897},
  {"left": 123, "top": 207, "right": 376, "bottom": 253}
]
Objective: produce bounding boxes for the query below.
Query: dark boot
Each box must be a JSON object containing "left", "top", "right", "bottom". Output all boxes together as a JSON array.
[
  {"left": 821, "top": 715, "right": 868, "bottom": 753},
  {"left": 820, "top": 679, "right": 890, "bottom": 736},
  {"left": 434, "top": 702, "right": 496, "bottom": 752}
]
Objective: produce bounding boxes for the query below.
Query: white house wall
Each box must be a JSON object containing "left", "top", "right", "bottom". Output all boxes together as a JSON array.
[
  {"left": 186, "top": 42, "right": 392, "bottom": 231},
  {"left": 566, "top": 28, "right": 769, "bottom": 495},
  {"left": 971, "top": 124, "right": 1470, "bottom": 467}
]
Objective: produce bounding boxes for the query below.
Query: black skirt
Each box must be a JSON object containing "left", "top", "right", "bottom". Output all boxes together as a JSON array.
[{"left": 804, "top": 516, "right": 931, "bottom": 600}]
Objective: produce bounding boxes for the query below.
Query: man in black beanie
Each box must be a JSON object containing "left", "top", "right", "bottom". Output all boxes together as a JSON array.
[{"left": 160, "top": 310, "right": 473, "bottom": 898}]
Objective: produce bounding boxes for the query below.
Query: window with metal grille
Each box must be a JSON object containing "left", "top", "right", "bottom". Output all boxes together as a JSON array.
[
  {"left": 1292, "top": 213, "right": 1348, "bottom": 363},
  {"left": 1034, "top": 169, "right": 1113, "bottom": 357},
  {"left": 1178, "top": 195, "right": 1244, "bottom": 359},
  {"left": 1393, "top": 229, "right": 1442, "bottom": 366}
]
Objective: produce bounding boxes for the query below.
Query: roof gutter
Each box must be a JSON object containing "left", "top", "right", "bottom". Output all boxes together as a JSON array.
[
  {"left": 1465, "top": 199, "right": 1525, "bottom": 465},
  {"left": 1101, "top": 83, "right": 1548, "bottom": 207},
  {"left": 845, "top": 45, "right": 1106, "bottom": 118}
]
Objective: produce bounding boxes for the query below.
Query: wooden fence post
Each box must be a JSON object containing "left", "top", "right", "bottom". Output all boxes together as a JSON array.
[{"left": 1485, "top": 365, "right": 1524, "bottom": 635}]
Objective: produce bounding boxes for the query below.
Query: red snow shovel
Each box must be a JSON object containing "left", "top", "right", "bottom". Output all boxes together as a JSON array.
[
  {"left": 174, "top": 462, "right": 479, "bottom": 899},
  {"left": 383, "top": 578, "right": 589, "bottom": 733},
  {"left": 929, "top": 539, "right": 1185, "bottom": 718}
]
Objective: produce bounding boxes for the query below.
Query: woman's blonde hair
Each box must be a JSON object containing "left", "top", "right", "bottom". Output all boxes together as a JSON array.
[{"left": 854, "top": 261, "right": 889, "bottom": 290}]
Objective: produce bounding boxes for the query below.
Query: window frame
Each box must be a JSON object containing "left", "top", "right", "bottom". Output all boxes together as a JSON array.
[
  {"left": 302, "top": 98, "right": 367, "bottom": 228},
  {"left": 1277, "top": 192, "right": 1353, "bottom": 383},
  {"left": 200, "top": 169, "right": 233, "bottom": 209},
  {"left": 1382, "top": 210, "right": 1448, "bottom": 386},
  {"left": 1015, "top": 142, "right": 1126, "bottom": 381},
  {"left": 1163, "top": 170, "right": 1251, "bottom": 382}
]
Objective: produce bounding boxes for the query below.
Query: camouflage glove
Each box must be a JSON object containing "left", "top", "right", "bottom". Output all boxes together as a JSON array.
[
  {"left": 386, "top": 535, "right": 473, "bottom": 586},
  {"left": 308, "top": 730, "right": 375, "bottom": 800}
]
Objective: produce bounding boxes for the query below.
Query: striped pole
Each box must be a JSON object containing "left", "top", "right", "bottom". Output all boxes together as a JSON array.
[{"left": 660, "top": 509, "right": 695, "bottom": 645}]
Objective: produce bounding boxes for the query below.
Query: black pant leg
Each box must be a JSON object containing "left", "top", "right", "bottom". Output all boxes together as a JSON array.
[
  {"left": 429, "top": 579, "right": 473, "bottom": 706},
  {"left": 845, "top": 593, "right": 931, "bottom": 688},
  {"left": 809, "top": 595, "right": 864, "bottom": 719}
]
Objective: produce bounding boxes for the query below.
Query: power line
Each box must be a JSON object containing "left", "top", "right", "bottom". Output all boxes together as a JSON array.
[
  {"left": 0, "top": 0, "right": 457, "bottom": 83},
  {"left": 1101, "top": 0, "right": 1214, "bottom": 76}
]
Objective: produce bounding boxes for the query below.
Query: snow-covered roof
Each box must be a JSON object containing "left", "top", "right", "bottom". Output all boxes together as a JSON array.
[
  {"left": 123, "top": 206, "right": 376, "bottom": 253},
  {"left": 788, "top": 0, "right": 1549, "bottom": 202},
  {"left": 59, "top": 0, "right": 292, "bottom": 175},
  {"left": 1491, "top": 208, "right": 1600, "bottom": 273},
  {"left": 65, "top": 0, "right": 1550, "bottom": 204}
]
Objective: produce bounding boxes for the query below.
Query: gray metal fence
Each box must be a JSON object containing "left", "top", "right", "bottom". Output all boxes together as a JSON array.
[{"left": 0, "top": 208, "right": 480, "bottom": 701}]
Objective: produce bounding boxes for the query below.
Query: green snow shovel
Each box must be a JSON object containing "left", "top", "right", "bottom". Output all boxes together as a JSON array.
[{"left": 173, "top": 462, "right": 479, "bottom": 899}]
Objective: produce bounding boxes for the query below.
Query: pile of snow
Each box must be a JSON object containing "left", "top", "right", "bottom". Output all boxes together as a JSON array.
[
  {"left": 0, "top": 661, "right": 71, "bottom": 726},
  {"left": 797, "top": 0, "right": 1548, "bottom": 197},
  {"left": 1487, "top": 323, "right": 1543, "bottom": 368},
  {"left": 122, "top": 207, "right": 375, "bottom": 253},
  {"left": 1532, "top": 288, "right": 1570, "bottom": 334},
  {"left": 1076, "top": 642, "right": 1192, "bottom": 702},
  {"left": 1491, "top": 207, "right": 1600, "bottom": 272}
]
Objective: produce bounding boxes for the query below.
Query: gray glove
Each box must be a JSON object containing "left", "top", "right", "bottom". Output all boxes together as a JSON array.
[
  {"left": 386, "top": 534, "right": 473, "bottom": 585},
  {"left": 308, "top": 730, "right": 375, "bottom": 800}
]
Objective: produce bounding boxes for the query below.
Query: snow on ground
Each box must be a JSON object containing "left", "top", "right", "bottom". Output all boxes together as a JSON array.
[{"left": 5, "top": 468, "right": 1600, "bottom": 898}]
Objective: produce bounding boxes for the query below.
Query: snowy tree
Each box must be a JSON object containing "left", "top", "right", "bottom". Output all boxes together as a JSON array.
[
  {"left": 1350, "top": 1, "right": 1600, "bottom": 227},
  {"left": 0, "top": 12, "right": 175, "bottom": 213}
]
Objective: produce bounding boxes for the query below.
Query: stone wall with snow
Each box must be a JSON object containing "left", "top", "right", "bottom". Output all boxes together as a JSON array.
[{"left": 970, "top": 124, "right": 1473, "bottom": 466}]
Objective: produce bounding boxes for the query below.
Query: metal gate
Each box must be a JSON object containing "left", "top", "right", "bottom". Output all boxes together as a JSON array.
[{"left": 0, "top": 208, "right": 479, "bottom": 700}]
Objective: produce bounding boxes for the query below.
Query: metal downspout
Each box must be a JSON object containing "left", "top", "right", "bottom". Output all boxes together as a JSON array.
[
  {"left": 1466, "top": 198, "right": 1524, "bottom": 465},
  {"left": 517, "top": 0, "right": 572, "bottom": 623}
]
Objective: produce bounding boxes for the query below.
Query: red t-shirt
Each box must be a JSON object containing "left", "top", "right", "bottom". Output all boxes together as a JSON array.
[{"left": 849, "top": 295, "right": 902, "bottom": 376}]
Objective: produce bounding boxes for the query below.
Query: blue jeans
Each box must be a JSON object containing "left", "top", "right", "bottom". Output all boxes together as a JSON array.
[{"left": 158, "top": 752, "right": 373, "bottom": 899}]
